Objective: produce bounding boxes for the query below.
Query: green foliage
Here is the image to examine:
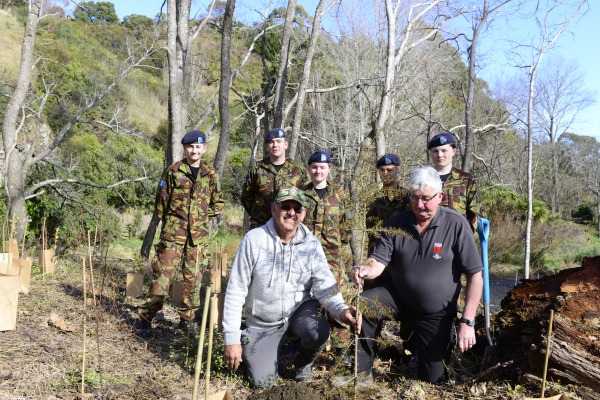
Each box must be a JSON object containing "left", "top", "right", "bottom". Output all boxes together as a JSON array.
[
  {"left": 481, "top": 185, "right": 550, "bottom": 222},
  {"left": 122, "top": 14, "right": 154, "bottom": 31},
  {"left": 571, "top": 204, "right": 593, "bottom": 222},
  {"left": 73, "top": 1, "right": 119, "bottom": 24}
]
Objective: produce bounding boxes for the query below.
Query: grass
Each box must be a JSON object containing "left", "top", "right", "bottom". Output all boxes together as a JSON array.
[{"left": 0, "top": 10, "right": 23, "bottom": 82}]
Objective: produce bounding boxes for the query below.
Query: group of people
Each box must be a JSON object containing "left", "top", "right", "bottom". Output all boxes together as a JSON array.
[{"left": 136, "top": 127, "right": 483, "bottom": 388}]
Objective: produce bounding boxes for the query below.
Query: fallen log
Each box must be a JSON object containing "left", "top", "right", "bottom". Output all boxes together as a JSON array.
[{"left": 493, "top": 256, "right": 600, "bottom": 393}]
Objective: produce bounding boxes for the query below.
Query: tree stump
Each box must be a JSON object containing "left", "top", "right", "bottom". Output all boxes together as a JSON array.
[{"left": 493, "top": 256, "right": 600, "bottom": 393}]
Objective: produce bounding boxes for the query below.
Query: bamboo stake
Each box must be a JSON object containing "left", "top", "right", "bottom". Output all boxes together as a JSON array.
[
  {"left": 354, "top": 230, "right": 367, "bottom": 386},
  {"left": 81, "top": 256, "right": 87, "bottom": 395},
  {"left": 21, "top": 218, "right": 28, "bottom": 261},
  {"left": 205, "top": 294, "right": 217, "bottom": 400},
  {"left": 192, "top": 287, "right": 212, "bottom": 399},
  {"left": 541, "top": 309, "right": 555, "bottom": 398},
  {"left": 87, "top": 231, "right": 96, "bottom": 306},
  {"left": 42, "top": 219, "right": 46, "bottom": 274}
]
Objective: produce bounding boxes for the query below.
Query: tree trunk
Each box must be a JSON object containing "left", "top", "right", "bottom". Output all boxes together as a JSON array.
[
  {"left": 166, "top": 0, "right": 191, "bottom": 166},
  {"left": 271, "top": 0, "right": 296, "bottom": 130},
  {"left": 462, "top": 1, "right": 489, "bottom": 173},
  {"left": 1, "top": 0, "right": 42, "bottom": 242},
  {"left": 287, "top": 0, "right": 332, "bottom": 159},
  {"left": 214, "top": 0, "right": 236, "bottom": 178},
  {"left": 494, "top": 256, "right": 600, "bottom": 393}
]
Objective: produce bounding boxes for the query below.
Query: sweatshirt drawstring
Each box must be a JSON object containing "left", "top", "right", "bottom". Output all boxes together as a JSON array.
[
  {"left": 269, "top": 239, "right": 277, "bottom": 287},
  {"left": 286, "top": 244, "right": 294, "bottom": 282}
]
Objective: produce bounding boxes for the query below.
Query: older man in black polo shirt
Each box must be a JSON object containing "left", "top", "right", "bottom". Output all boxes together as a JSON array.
[{"left": 352, "top": 166, "right": 483, "bottom": 384}]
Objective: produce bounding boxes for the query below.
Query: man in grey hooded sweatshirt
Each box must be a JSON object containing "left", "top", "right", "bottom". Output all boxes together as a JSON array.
[{"left": 223, "top": 187, "right": 357, "bottom": 388}]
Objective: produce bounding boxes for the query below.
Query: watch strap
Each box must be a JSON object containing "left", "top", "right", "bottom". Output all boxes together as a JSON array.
[{"left": 459, "top": 317, "right": 475, "bottom": 327}]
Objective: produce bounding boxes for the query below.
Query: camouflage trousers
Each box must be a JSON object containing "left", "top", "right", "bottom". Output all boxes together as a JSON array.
[{"left": 139, "top": 238, "right": 207, "bottom": 322}]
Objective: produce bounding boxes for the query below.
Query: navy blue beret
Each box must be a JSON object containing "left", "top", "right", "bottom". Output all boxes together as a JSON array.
[
  {"left": 265, "top": 128, "right": 287, "bottom": 143},
  {"left": 181, "top": 130, "right": 206, "bottom": 145},
  {"left": 427, "top": 132, "right": 456, "bottom": 149},
  {"left": 307, "top": 151, "right": 331, "bottom": 164},
  {"left": 376, "top": 154, "right": 400, "bottom": 168}
]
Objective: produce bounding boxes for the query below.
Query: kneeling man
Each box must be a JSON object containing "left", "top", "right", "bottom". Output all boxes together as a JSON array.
[
  {"left": 222, "top": 187, "right": 357, "bottom": 388},
  {"left": 353, "top": 166, "right": 483, "bottom": 384}
]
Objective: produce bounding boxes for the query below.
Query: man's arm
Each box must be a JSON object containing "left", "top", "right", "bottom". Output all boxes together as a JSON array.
[
  {"left": 208, "top": 170, "right": 225, "bottom": 218},
  {"left": 240, "top": 164, "right": 257, "bottom": 213},
  {"left": 457, "top": 271, "right": 483, "bottom": 352}
]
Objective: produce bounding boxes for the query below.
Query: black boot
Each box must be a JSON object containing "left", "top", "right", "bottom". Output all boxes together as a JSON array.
[{"left": 294, "top": 346, "right": 323, "bottom": 382}]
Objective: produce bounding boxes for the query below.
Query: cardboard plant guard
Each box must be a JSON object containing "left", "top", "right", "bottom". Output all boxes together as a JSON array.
[
  {"left": 11, "top": 258, "right": 33, "bottom": 294},
  {"left": 0, "top": 253, "right": 13, "bottom": 275},
  {"left": 126, "top": 272, "right": 144, "bottom": 298},
  {"left": 171, "top": 280, "right": 185, "bottom": 305},
  {"left": 39, "top": 248, "right": 55, "bottom": 274},
  {"left": 0, "top": 274, "right": 19, "bottom": 331}
]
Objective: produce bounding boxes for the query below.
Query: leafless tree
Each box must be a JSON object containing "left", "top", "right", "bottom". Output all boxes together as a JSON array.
[
  {"left": 2, "top": 0, "right": 160, "bottom": 242},
  {"left": 513, "top": 0, "right": 588, "bottom": 278},
  {"left": 533, "top": 56, "right": 594, "bottom": 214}
]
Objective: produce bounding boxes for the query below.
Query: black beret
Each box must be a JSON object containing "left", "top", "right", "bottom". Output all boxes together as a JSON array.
[
  {"left": 427, "top": 133, "right": 456, "bottom": 149},
  {"left": 265, "top": 128, "right": 286, "bottom": 143},
  {"left": 181, "top": 130, "right": 206, "bottom": 145},
  {"left": 307, "top": 151, "right": 331, "bottom": 164},
  {"left": 376, "top": 154, "right": 400, "bottom": 168}
]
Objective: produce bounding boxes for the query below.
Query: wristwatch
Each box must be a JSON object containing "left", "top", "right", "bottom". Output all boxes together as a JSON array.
[{"left": 459, "top": 317, "right": 475, "bottom": 327}]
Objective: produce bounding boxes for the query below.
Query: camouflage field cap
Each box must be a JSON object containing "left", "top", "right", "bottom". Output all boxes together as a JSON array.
[{"left": 274, "top": 187, "right": 308, "bottom": 208}]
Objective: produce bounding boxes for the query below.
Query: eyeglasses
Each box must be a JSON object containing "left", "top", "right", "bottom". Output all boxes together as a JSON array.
[
  {"left": 409, "top": 193, "right": 439, "bottom": 204},
  {"left": 280, "top": 204, "right": 304, "bottom": 213}
]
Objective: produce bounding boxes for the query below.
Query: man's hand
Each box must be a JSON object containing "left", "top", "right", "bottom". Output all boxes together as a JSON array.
[
  {"left": 224, "top": 344, "right": 243, "bottom": 371},
  {"left": 352, "top": 259, "right": 385, "bottom": 285},
  {"left": 457, "top": 324, "right": 476, "bottom": 353},
  {"left": 341, "top": 306, "right": 362, "bottom": 334}
]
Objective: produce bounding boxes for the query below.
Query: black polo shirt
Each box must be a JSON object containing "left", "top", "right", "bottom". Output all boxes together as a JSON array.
[{"left": 369, "top": 206, "right": 482, "bottom": 315}]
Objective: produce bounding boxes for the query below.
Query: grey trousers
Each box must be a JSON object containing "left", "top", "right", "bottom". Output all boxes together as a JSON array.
[{"left": 241, "top": 299, "right": 329, "bottom": 388}]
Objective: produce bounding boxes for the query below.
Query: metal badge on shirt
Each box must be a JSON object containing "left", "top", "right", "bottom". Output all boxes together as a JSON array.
[{"left": 433, "top": 242, "right": 443, "bottom": 259}]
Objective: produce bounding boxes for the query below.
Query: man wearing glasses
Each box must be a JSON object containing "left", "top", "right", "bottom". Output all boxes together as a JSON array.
[
  {"left": 349, "top": 166, "right": 483, "bottom": 385},
  {"left": 223, "top": 187, "right": 357, "bottom": 388}
]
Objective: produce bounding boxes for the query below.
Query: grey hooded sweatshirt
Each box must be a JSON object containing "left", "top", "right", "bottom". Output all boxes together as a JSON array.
[{"left": 222, "top": 218, "right": 349, "bottom": 346}]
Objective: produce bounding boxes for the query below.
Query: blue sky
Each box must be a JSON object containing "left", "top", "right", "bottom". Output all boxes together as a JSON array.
[{"left": 110, "top": 0, "right": 599, "bottom": 139}]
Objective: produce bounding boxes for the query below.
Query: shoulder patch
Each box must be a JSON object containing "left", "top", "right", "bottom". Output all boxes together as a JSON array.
[{"left": 160, "top": 180, "right": 166, "bottom": 187}]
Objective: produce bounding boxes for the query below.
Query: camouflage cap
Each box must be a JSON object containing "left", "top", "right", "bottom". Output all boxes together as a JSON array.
[{"left": 274, "top": 187, "right": 308, "bottom": 208}]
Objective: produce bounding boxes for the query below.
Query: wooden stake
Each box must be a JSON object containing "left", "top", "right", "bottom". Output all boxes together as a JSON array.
[
  {"left": 192, "top": 287, "right": 212, "bottom": 399},
  {"left": 87, "top": 231, "right": 96, "bottom": 306},
  {"left": 541, "top": 309, "right": 554, "bottom": 398},
  {"left": 205, "top": 294, "right": 217, "bottom": 399},
  {"left": 81, "top": 256, "right": 87, "bottom": 395},
  {"left": 354, "top": 230, "right": 367, "bottom": 386}
]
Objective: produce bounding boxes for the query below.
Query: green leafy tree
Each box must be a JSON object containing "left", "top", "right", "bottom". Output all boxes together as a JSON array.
[{"left": 73, "top": 1, "right": 118, "bottom": 24}]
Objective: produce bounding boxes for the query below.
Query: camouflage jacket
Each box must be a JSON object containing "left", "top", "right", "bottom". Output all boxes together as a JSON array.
[
  {"left": 302, "top": 183, "right": 350, "bottom": 272},
  {"left": 241, "top": 157, "right": 308, "bottom": 228},
  {"left": 366, "top": 183, "right": 411, "bottom": 251},
  {"left": 156, "top": 159, "right": 224, "bottom": 246},
  {"left": 441, "top": 167, "right": 480, "bottom": 232}
]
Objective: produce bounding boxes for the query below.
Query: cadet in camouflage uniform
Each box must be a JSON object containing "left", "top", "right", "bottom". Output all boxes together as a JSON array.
[
  {"left": 241, "top": 128, "right": 308, "bottom": 229},
  {"left": 428, "top": 133, "right": 480, "bottom": 232},
  {"left": 366, "top": 154, "right": 411, "bottom": 253},
  {"left": 138, "top": 130, "right": 224, "bottom": 336},
  {"left": 301, "top": 151, "right": 352, "bottom": 360},
  {"left": 302, "top": 151, "right": 350, "bottom": 278}
]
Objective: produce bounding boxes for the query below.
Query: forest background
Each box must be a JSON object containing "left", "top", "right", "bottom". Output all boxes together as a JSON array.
[{"left": 1, "top": 0, "right": 600, "bottom": 277}]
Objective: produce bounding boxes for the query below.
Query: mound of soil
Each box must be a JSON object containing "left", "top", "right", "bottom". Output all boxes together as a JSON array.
[{"left": 251, "top": 381, "right": 324, "bottom": 400}]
